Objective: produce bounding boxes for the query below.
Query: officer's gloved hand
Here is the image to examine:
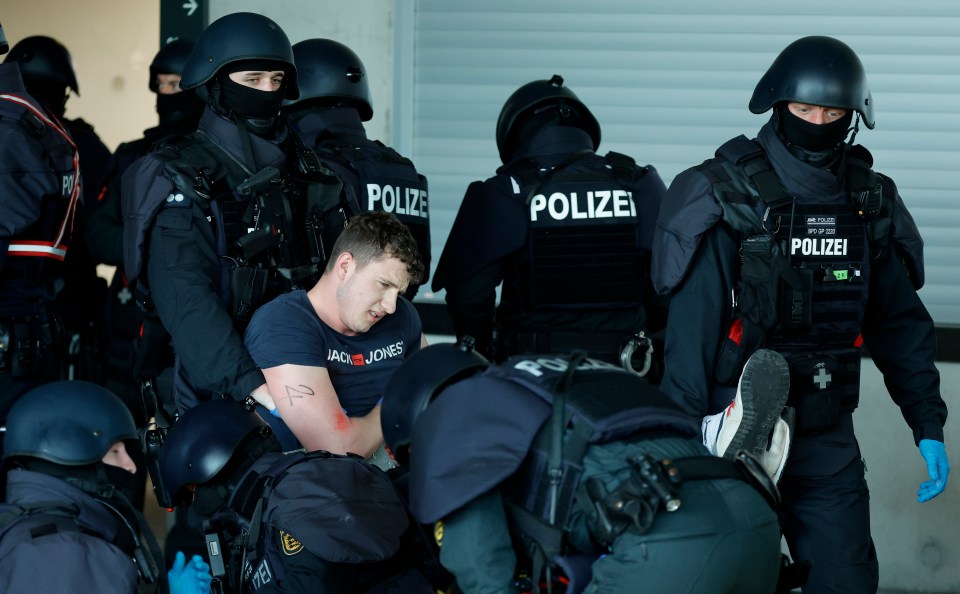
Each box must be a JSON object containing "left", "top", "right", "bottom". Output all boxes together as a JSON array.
[
  {"left": 168, "top": 550, "right": 213, "bottom": 594},
  {"left": 918, "top": 439, "right": 950, "bottom": 503}
]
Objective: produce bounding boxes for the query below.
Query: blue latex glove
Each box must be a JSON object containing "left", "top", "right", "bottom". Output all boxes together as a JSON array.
[
  {"left": 918, "top": 439, "right": 950, "bottom": 503},
  {"left": 168, "top": 550, "right": 213, "bottom": 594}
]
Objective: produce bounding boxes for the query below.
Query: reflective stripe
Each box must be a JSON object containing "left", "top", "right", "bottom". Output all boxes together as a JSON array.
[{"left": 6, "top": 241, "right": 68, "bottom": 261}]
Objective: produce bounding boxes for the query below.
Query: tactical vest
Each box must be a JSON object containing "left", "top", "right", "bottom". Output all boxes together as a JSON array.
[
  {"left": 490, "top": 356, "right": 700, "bottom": 532},
  {"left": 505, "top": 151, "right": 648, "bottom": 310},
  {"left": 131, "top": 131, "right": 337, "bottom": 326},
  {"left": 0, "top": 94, "right": 80, "bottom": 285},
  {"left": 207, "top": 450, "right": 410, "bottom": 592},
  {"left": 485, "top": 356, "right": 773, "bottom": 590},
  {"left": 312, "top": 134, "right": 431, "bottom": 276},
  {"left": 701, "top": 136, "right": 891, "bottom": 432},
  {"left": 497, "top": 152, "right": 653, "bottom": 359},
  {"left": 0, "top": 497, "right": 161, "bottom": 585}
]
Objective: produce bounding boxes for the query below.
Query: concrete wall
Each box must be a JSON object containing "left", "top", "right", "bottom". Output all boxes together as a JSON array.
[
  {"left": 861, "top": 359, "right": 959, "bottom": 593},
  {"left": 3, "top": 0, "right": 161, "bottom": 151}
]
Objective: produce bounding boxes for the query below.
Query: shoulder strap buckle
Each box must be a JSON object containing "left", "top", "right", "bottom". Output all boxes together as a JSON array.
[{"left": 717, "top": 136, "right": 791, "bottom": 210}]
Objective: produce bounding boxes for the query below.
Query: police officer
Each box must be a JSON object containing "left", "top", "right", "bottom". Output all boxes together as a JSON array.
[
  {"left": 432, "top": 75, "right": 667, "bottom": 372},
  {"left": 382, "top": 341, "right": 783, "bottom": 593},
  {"left": 0, "top": 23, "right": 80, "bottom": 442},
  {"left": 87, "top": 39, "right": 204, "bottom": 428},
  {"left": 0, "top": 381, "right": 211, "bottom": 593},
  {"left": 122, "top": 13, "right": 322, "bottom": 413},
  {"left": 157, "top": 398, "right": 435, "bottom": 593},
  {"left": 653, "top": 36, "right": 950, "bottom": 592},
  {"left": 4, "top": 35, "right": 111, "bottom": 198},
  {"left": 286, "top": 38, "right": 431, "bottom": 298},
  {"left": 5, "top": 35, "right": 112, "bottom": 385},
  {"left": 88, "top": 38, "right": 203, "bottom": 269}
]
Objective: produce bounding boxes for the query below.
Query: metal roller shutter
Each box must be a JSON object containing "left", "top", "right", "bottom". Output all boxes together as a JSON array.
[{"left": 396, "top": 0, "right": 960, "bottom": 325}]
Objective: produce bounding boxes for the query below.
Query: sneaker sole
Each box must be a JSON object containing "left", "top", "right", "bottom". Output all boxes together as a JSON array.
[{"left": 723, "top": 349, "right": 790, "bottom": 460}]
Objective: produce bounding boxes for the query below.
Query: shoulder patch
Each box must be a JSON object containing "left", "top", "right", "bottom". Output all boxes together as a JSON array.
[{"left": 279, "top": 530, "right": 304, "bottom": 556}]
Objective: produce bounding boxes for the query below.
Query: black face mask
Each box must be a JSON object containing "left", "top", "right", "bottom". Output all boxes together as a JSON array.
[
  {"left": 191, "top": 483, "right": 228, "bottom": 518},
  {"left": 778, "top": 105, "right": 853, "bottom": 152},
  {"left": 219, "top": 75, "right": 284, "bottom": 121},
  {"left": 101, "top": 463, "right": 138, "bottom": 497},
  {"left": 156, "top": 90, "right": 204, "bottom": 129},
  {"left": 22, "top": 77, "right": 68, "bottom": 119}
]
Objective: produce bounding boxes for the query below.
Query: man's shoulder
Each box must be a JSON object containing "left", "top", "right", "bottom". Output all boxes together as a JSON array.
[{"left": 250, "top": 291, "right": 315, "bottom": 327}]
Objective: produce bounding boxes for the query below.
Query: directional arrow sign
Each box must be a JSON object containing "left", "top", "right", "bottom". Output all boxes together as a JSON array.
[{"left": 161, "top": 0, "right": 206, "bottom": 47}]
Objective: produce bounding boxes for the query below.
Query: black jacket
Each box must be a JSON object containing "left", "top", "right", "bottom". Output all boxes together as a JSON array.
[
  {"left": 121, "top": 107, "right": 290, "bottom": 408},
  {"left": 0, "top": 470, "right": 140, "bottom": 593}
]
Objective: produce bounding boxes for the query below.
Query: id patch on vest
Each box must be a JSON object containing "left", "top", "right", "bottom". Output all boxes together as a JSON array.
[{"left": 279, "top": 530, "right": 304, "bottom": 556}]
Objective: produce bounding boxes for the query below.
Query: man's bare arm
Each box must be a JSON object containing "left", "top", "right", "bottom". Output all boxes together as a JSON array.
[{"left": 263, "top": 364, "right": 383, "bottom": 458}]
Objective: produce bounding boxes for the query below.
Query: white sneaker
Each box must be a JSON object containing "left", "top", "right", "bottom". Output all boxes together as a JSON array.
[
  {"left": 701, "top": 410, "right": 725, "bottom": 455},
  {"left": 762, "top": 406, "right": 794, "bottom": 483},
  {"left": 715, "top": 349, "right": 790, "bottom": 461}
]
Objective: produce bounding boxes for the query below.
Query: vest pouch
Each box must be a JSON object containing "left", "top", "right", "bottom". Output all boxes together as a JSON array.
[
  {"left": 785, "top": 353, "right": 844, "bottom": 435},
  {"left": 232, "top": 265, "right": 269, "bottom": 325},
  {"left": 714, "top": 317, "right": 766, "bottom": 386},
  {"left": 738, "top": 234, "right": 781, "bottom": 328},
  {"left": 777, "top": 267, "right": 813, "bottom": 334},
  {"left": 792, "top": 391, "right": 841, "bottom": 435}
]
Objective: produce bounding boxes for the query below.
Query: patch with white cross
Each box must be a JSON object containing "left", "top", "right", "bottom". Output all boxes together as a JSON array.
[{"left": 812, "top": 363, "right": 832, "bottom": 390}]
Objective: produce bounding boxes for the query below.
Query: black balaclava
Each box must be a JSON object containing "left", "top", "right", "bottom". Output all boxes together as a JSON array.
[
  {"left": 156, "top": 88, "right": 205, "bottom": 130},
  {"left": 776, "top": 104, "right": 853, "bottom": 167},
  {"left": 210, "top": 59, "right": 287, "bottom": 137},
  {"left": 286, "top": 97, "right": 364, "bottom": 124},
  {"left": 507, "top": 102, "right": 586, "bottom": 162},
  {"left": 21, "top": 76, "right": 68, "bottom": 119}
]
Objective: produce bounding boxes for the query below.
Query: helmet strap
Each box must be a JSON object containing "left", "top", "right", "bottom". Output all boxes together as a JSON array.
[{"left": 847, "top": 112, "right": 862, "bottom": 147}]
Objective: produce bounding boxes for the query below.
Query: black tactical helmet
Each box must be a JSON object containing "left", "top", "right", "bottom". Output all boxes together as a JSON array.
[
  {"left": 3, "top": 381, "right": 137, "bottom": 466},
  {"left": 495, "top": 74, "right": 601, "bottom": 163},
  {"left": 381, "top": 339, "right": 490, "bottom": 463},
  {"left": 4, "top": 35, "right": 79, "bottom": 94},
  {"left": 158, "top": 399, "right": 273, "bottom": 505},
  {"left": 179, "top": 12, "right": 299, "bottom": 99},
  {"left": 149, "top": 38, "right": 195, "bottom": 93},
  {"left": 750, "top": 36, "right": 875, "bottom": 129},
  {"left": 290, "top": 38, "right": 373, "bottom": 121}
]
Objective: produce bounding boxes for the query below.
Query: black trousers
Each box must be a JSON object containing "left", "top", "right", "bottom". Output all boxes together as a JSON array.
[{"left": 779, "top": 454, "right": 878, "bottom": 593}]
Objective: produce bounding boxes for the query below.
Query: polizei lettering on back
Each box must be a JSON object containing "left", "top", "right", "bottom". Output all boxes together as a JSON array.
[
  {"left": 513, "top": 357, "right": 619, "bottom": 377},
  {"left": 529, "top": 190, "right": 635, "bottom": 222},
  {"left": 790, "top": 237, "right": 848, "bottom": 257},
  {"left": 367, "top": 184, "right": 428, "bottom": 218}
]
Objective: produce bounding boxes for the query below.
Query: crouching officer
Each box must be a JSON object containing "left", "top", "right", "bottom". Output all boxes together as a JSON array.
[
  {"left": 382, "top": 341, "right": 783, "bottom": 593},
  {"left": 431, "top": 75, "right": 667, "bottom": 373},
  {"left": 0, "top": 381, "right": 211, "bottom": 593},
  {"left": 156, "top": 398, "right": 436, "bottom": 593}
]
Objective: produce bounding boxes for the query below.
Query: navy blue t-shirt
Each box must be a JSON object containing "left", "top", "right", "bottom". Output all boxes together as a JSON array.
[{"left": 244, "top": 290, "right": 422, "bottom": 416}]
